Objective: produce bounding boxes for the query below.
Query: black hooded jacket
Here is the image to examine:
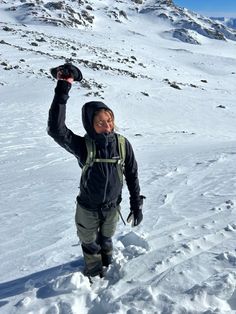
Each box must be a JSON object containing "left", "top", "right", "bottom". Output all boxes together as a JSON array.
[{"left": 48, "top": 80, "right": 140, "bottom": 210}]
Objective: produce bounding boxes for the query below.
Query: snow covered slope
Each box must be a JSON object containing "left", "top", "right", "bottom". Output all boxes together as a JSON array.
[
  {"left": 0, "top": 1, "right": 236, "bottom": 313},
  {"left": 211, "top": 17, "right": 236, "bottom": 30},
  {"left": 1, "top": 0, "right": 236, "bottom": 43}
]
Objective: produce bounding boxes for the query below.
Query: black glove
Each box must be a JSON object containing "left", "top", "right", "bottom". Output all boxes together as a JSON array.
[
  {"left": 50, "top": 63, "right": 83, "bottom": 81},
  {"left": 127, "top": 195, "right": 145, "bottom": 227},
  {"left": 54, "top": 79, "right": 72, "bottom": 95}
]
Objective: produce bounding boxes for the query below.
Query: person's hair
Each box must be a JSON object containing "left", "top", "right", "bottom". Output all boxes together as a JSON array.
[
  {"left": 93, "top": 108, "right": 117, "bottom": 130},
  {"left": 93, "top": 108, "right": 114, "bottom": 121}
]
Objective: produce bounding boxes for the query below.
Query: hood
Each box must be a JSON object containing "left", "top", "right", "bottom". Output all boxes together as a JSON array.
[{"left": 82, "top": 101, "right": 114, "bottom": 139}]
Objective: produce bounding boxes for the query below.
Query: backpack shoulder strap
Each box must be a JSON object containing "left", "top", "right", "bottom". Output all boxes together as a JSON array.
[
  {"left": 82, "top": 134, "right": 96, "bottom": 175},
  {"left": 117, "top": 134, "right": 126, "bottom": 165},
  {"left": 82, "top": 133, "right": 126, "bottom": 184},
  {"left": 116, "top": 134, "right": 126, "bottom": 183}
]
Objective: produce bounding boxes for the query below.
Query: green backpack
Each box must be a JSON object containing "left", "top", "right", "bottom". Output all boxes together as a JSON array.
[{"left": 82, "top": 134, "right": 126, "bottom": 184}]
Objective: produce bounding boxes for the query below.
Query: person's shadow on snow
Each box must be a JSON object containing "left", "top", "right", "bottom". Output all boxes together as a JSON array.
[{"left": 0, "top": 257, "right": 84, "bottom": 302}]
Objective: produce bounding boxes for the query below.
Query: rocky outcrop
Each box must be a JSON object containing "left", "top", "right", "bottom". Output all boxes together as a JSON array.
[
  {"left": 6, "top": 1, "right": 95, "bottom": 27},
  {"left": 139, "top": 0, "right": 236, "bottom": 43},
  {"left": 3, "top": 0, "right": 236, "bottom": 44},
  {"left": 211, "top": 17, "right": 236, "bottom": 30},
  {"left": 165, "top": 28, "right": 200, "bottom": 45}
]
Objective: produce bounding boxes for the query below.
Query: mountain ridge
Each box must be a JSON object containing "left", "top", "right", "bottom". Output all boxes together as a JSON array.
[
  {"left": 211, "top": 17, "right": 236, "bottom": 30},
  {"left": 1, "top": 0, "right": 236, "bottom": 45}
]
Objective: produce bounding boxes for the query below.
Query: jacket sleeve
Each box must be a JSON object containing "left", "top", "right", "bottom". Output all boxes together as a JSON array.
[
  {"left": 124, "top": 139, "right": 141, "bottom": 209},
  {"left": 47, "top": 80, "right": 86, "bottom": 164}
]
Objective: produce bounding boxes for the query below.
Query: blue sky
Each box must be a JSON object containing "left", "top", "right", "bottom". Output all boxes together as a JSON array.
[{"left": 174, "top": 0, "right": 236, "bottom": 17}]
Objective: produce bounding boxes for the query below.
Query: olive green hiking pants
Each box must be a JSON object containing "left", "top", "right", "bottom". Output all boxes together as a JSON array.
[{"left": 75, "top": 202, "right": 119, "bottom": 276}]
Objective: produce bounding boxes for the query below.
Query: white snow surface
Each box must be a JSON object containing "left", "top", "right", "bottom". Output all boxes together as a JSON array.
[{"left": 0, "top": 2, "right": 236, "bottom": 314}]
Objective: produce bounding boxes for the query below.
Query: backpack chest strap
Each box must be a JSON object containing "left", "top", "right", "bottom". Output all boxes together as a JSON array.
[{"left": 93, "top": 158, "right": 120, "bottom": 163}]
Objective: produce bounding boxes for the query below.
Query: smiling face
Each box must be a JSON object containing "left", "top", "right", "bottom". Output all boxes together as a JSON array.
[{"left": 93, "top": 109, "right": 114, "bottom": 134}]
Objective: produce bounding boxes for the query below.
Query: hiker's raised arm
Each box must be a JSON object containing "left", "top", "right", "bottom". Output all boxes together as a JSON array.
[{"left": 47, "top": 64, "right": 85, "bottom": 159}]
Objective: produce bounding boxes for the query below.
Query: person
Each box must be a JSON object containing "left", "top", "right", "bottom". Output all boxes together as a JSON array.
[{"left": 47, "top": 64, "right": 144, "bottom": 278}]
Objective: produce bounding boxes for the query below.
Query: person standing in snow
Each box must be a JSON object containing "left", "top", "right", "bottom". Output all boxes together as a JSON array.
[{"left": 47, "top": 64, "right": 144, "bottom": 278}]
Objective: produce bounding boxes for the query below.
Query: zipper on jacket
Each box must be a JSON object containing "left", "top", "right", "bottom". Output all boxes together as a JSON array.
[{"left": 102, "top": 135, "right": 109, "bottom": 204}]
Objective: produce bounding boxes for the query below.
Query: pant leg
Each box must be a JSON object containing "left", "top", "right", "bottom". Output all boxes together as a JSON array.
[
  {"left": 75, "top": 203, "right": 102, "bottom": 276},
  {"left": 97, "top": 233, "right": 113, "bottom": 267},
  {"left": 100, "top": 205, "right": 120, "bottom": 267}
]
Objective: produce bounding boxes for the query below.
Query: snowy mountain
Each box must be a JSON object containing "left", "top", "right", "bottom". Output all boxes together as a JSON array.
[
  {"left": 0, "top": 0, "right": 236, "bottom": 313},
  {"left": 139, "top": 0, "right": 236, "bottom": 44},
  {"left": 211, "top": 17, "right": 236, "bottom": 30},
  {"left": 1, "top": 0, "right": 236, "bottom": 44}
]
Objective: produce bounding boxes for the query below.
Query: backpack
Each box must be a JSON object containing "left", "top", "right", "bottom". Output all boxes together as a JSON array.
[{"left": 82, "top": 134, "right": 126, "bottom": 184}]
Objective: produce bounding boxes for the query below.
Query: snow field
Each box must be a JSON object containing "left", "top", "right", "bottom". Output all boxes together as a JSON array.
[{"left": 1, "top": 2, "right": 236, "bottom": 313}]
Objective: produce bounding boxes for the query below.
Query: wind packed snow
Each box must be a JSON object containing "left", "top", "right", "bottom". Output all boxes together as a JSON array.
[{"left": 0, "top": 0, "right": 236, "bottom": 313}]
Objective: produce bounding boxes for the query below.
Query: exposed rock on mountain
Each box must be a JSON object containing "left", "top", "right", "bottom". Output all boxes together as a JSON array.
[
  {"left": 211, "top": 17, "right": 236, "bottom": 30},
  {"left": 138, "top": 0, "right": 236, "bottom": 43},
  {"left": 6, "top": 0, "right": 94, "bottom": 27},
  {"left": 166, "top": 28, "right": 201, "bottom": 45},
  {"left": 2, "top": 0, "right": 236, "bottom": 44}
]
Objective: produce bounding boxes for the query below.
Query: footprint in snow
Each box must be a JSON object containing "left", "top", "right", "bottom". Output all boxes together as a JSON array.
[
  {"left": 118, "top": 231, "right": 149, "bottom": 250},
  {"left": 36, "top": 273, "right": 90, "bottom": 299},
  {"left": 118, "top": 231, "right": 149, "bottom": 259},
  {"left": 224, "top": 224, "right": 236, "bottom": 232},
  {"left": 225, "top": 199, "right": 234, "bottom": 209},
  {"left": 216, "top": 252, "right": 236, "bottom": 266},
  {"left": 186, "top": 271, "right": 236, "bottom": 307}
]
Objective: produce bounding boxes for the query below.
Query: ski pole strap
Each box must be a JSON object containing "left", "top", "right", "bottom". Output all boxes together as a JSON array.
[{"left": 117, "top": 207, "right": 126, "bottom": 226}]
